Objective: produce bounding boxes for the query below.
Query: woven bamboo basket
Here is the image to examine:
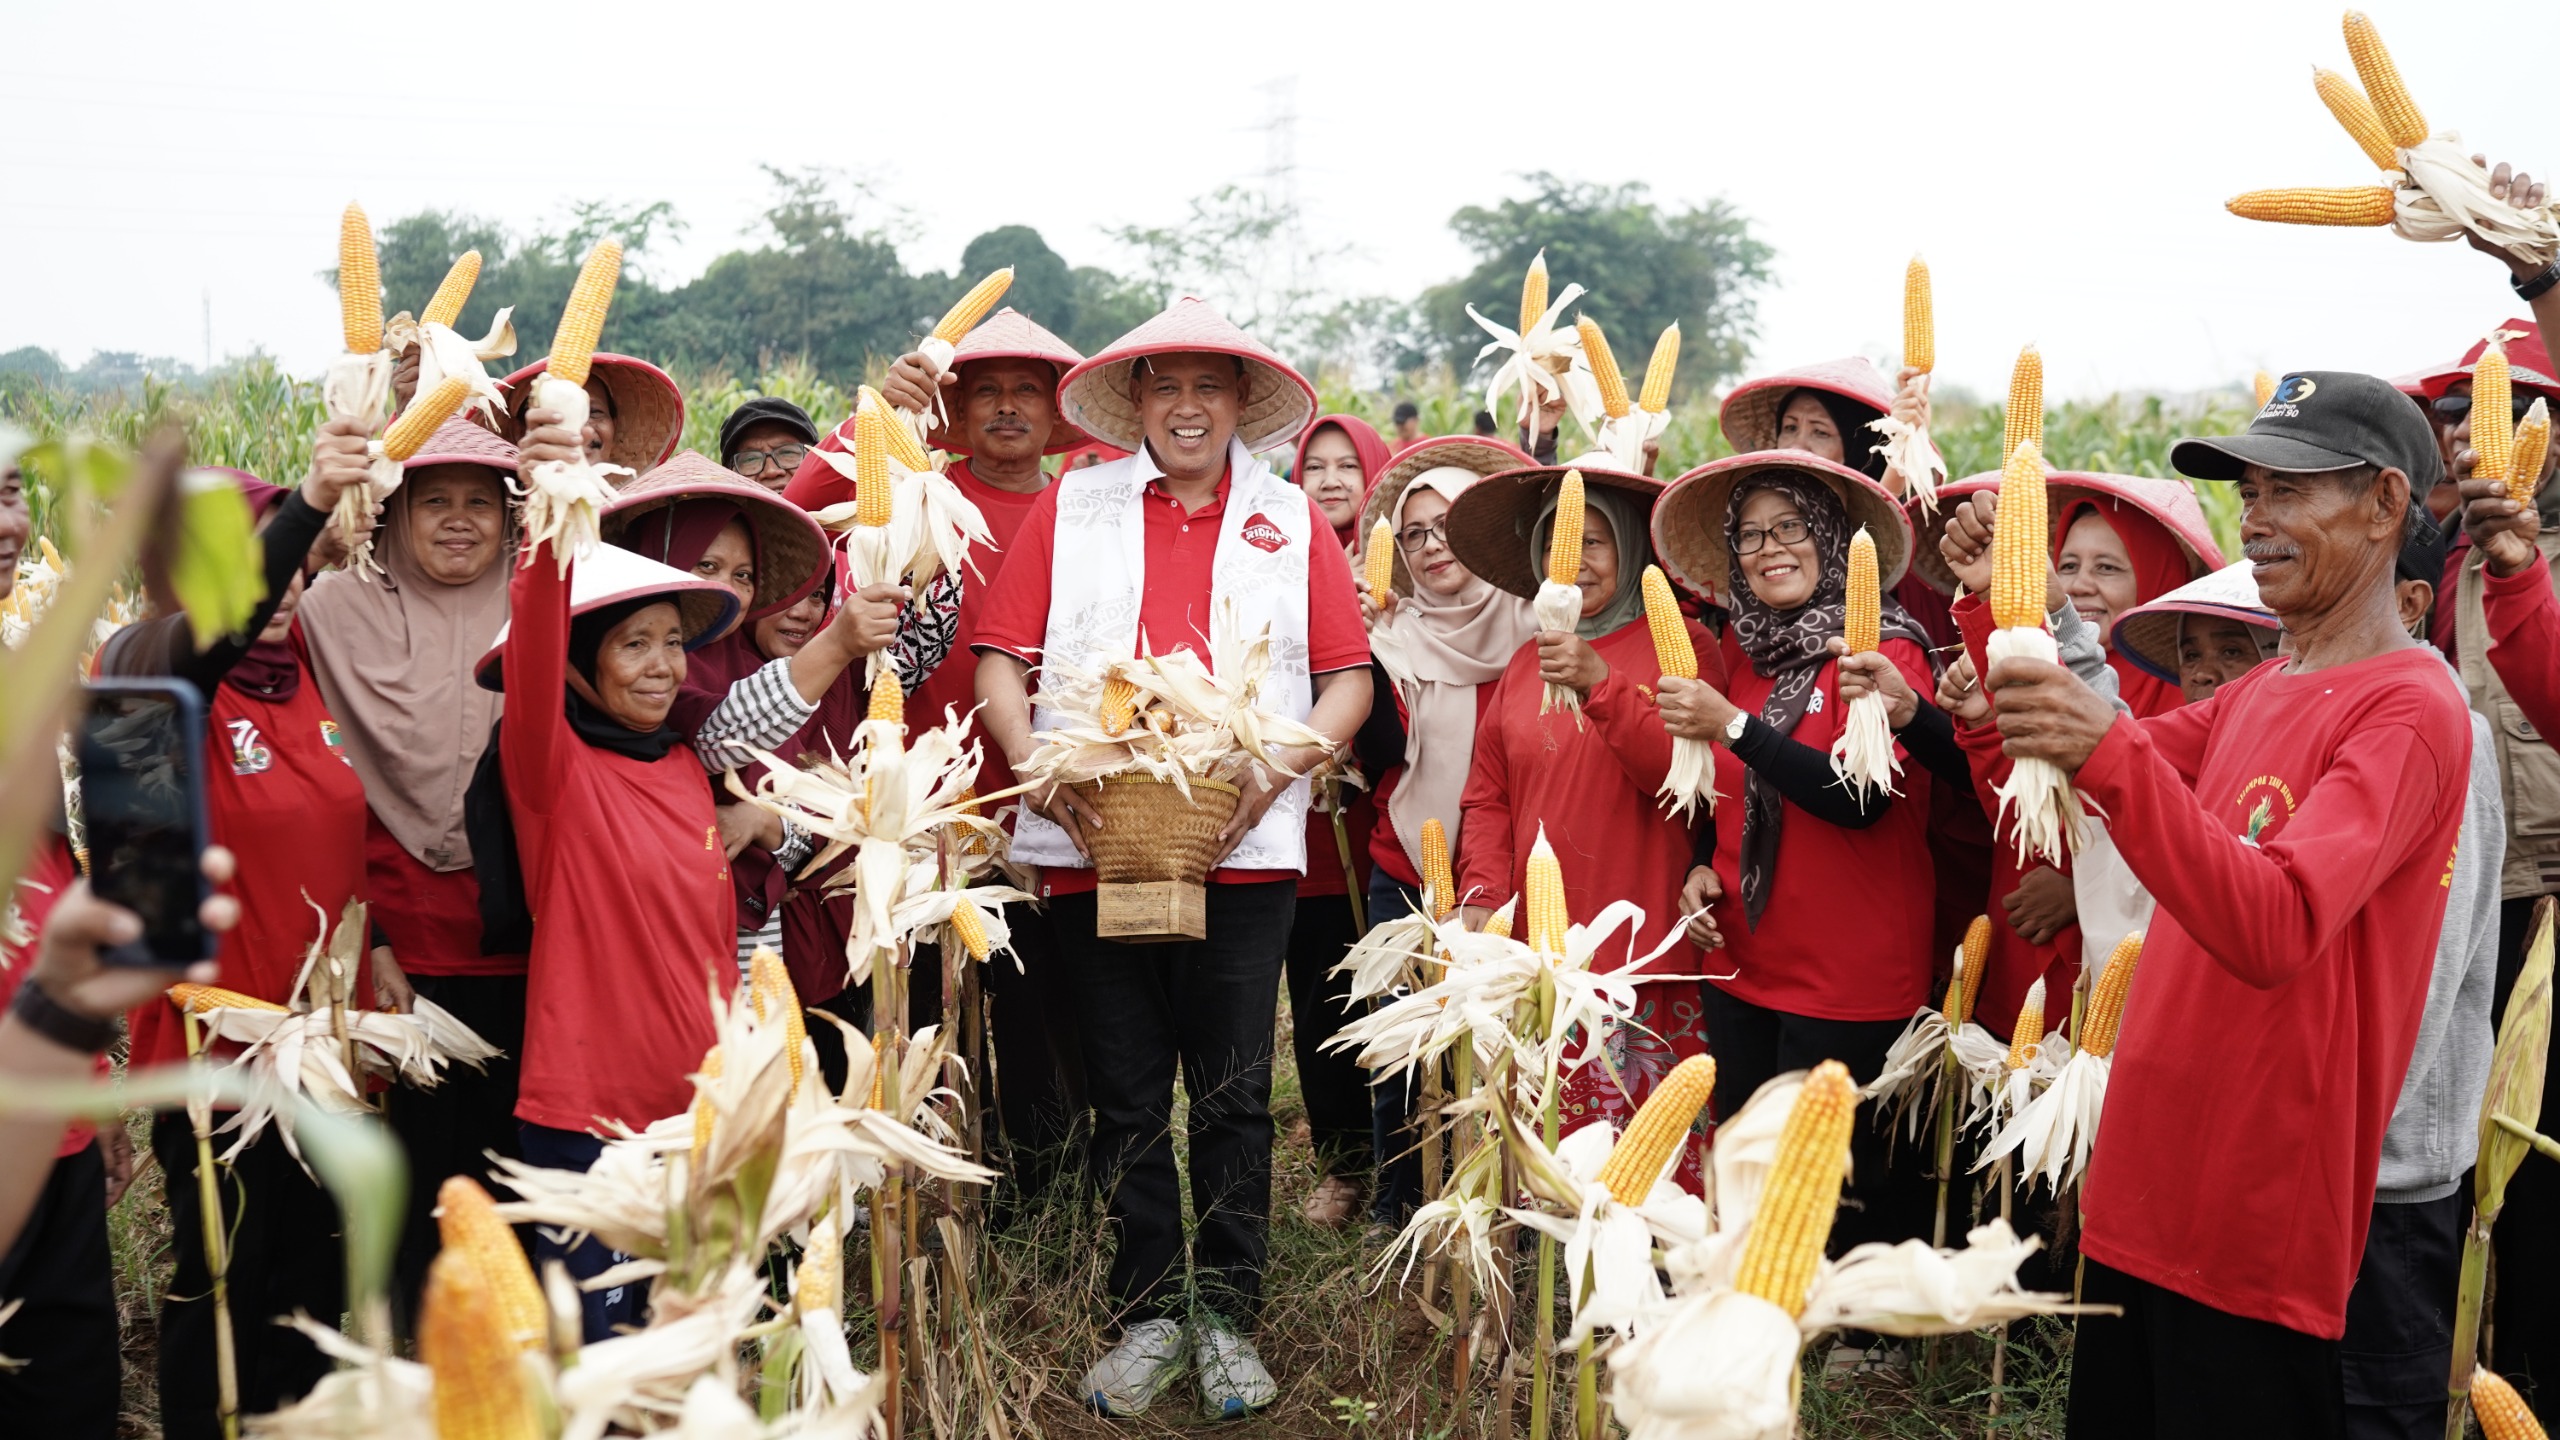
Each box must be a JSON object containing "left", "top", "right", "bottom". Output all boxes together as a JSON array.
[{"left": 1074, "top": 773, "right": 1241, "bottom": 885}]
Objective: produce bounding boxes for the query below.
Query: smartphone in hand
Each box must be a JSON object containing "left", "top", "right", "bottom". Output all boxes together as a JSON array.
[{"left": 76, "top": 678, "right": 213, "bottom": 967}]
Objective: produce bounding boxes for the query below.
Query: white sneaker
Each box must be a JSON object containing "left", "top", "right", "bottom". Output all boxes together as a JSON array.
[
  {"left": 1082, "top": 1318, "right": 1187, "bottom": 1416},
  {"left": 1194, "top": 1324, "right": 1277, "bottom": 1419}
]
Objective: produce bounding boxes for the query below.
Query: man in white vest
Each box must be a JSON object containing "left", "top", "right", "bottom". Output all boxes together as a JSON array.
[{"left": 973, "top": 299, "right": 1373, "bottom": 1419}]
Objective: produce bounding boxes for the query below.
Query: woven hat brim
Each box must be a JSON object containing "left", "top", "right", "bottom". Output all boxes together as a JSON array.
[
  {"left": 1908, "top": 472, "right": 2224, "bottom": 598},
  {"left": 1716, "top": 360, "right": 1895, "bottom": 453},
  {"left": 1358, "top": 436, "right": 1536, "bottom": 596},
  {"left": 2110, "top": 600, "right": 2279, "bottom": 686},
  {"left": 1652, "top": 450, "right": 1912, "bottom": 609},
  {"left": 1058, "top": 352, "right": 1317, "bottom": 455},
  {"left": 602, "top": 458, "right": 832, "bottom": 618},
  {"left": 1444, "top": 465, "right": 1665, "bottom": 601},
  {"left": 473, "top": 570, "right": 741, "bottom": 690},
  {"left": 498, "top": 355, "right": 686, "bottom": 472},
  {"left": 1906, "top": 475, "right": 2003, "bottom": 595}
]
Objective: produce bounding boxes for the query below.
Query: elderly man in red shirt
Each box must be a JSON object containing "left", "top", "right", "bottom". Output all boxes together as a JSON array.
[
  {"left": 974, "top": 300, "right": 1372, "bottom": 1420},
  {"left": 1985, "top": 372, "right": 2469, "bottom": 1437}
]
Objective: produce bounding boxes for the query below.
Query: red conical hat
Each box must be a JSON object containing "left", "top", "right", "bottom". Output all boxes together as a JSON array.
[
  {"left": 1717, "top": 357, "right": 1895, "bottom": 454},
  {"left": 496, "top": 353, "right": 685, "bottom": 472},
  {"left": 1057, "top": 298, "right": 1318, "bottom": 454}
]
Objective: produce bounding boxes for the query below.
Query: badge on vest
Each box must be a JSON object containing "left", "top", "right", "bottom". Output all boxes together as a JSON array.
[
  {"left": 320, "top": 720, "right": 351, "bottom": 766},
  {"left": 1239, "top": 513, "right": 1290, "bottom": 553},
  {"left": 226, "top": 718, "right": 273, "bottom": 776}
]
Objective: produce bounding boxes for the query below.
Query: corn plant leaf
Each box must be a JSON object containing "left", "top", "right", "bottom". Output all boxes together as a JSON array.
[
  {"left": 168, "top": 468, "right": 265, "bottom": 650},
  {"left": 2478, "top": 897, "right": 2553, "bottom": 1218}
]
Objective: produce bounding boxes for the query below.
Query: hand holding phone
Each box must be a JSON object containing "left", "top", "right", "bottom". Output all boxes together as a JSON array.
[
  {"left": 77, "top": 679, "right": 214, "bottom": 967},
  {"left": 26, "top": 850, "right": 237, "bottom": 1023}
]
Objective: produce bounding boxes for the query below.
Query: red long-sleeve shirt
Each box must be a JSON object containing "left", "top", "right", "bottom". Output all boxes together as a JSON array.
[
  {"left": 365, "top": 815, "right": 525, "bottom": 977},
  {"left": 1457, "top": 621, "right": 1723, "bottom": 973},
  {"left": 2075, "top": 646, "right": 2468, "bottom": 1338},
  {"left": 2483, "top": 558, "right": 2560, "bottom": 741},
  {"left": 5, "top": 837, "right": 101, "bottom": 1156},
  {"left": 504, "top": 544, "right": 737, "bottom": 1134}
]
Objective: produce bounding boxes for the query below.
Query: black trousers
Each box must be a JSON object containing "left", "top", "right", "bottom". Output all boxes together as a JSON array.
[
  {"left": 0, "top": 1140, "right": 119, "bottom": 1437},
  {"left": 1053, "top": 880, "right": 1294, "bottom": 1329},
  {"left": 1696, "top": 981, "right": 1933, "bottom": 1253},
  {"left": 2493, "top": 894, "right": 2559, "bottom": 1407},
  {"left": 2069, "top": 1257, "right": 2345, "bottom": 1439},
  {"left": 979, "top": 900, "right": 1087, "bottom": 1197},
  {"left": 516, "top": 1123, "right": 647, "bottom": 1343},
  {"left": 1366, "top": 871, "right": 1427, "bottom": 1225},
  {"left": 386, "top": 972, "right": 527, "bottom": 1341},
  {"left": 152, "top": 1112, "right": 344, "bottom": 1440},
  {"left": 2342, "top": 1193, "right": 2464, "bottom": 1440},
  {"left": 1283, "top": 891, "right": 1373, "bottom": 1177}
]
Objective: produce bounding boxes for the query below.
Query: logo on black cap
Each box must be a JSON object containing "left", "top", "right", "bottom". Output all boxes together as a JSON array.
[{"left": 2260, "top": 374, "right": 2318, "bottom": 421}]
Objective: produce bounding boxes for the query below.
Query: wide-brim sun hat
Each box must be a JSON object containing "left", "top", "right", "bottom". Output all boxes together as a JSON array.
[
  {"left": 402, "top": 416, "right": 519, "bottom": 474},
  {"left": 1444, "top": 460, "right": 1664, "bottom": 601},
  {"left": 1056, "top": 297, "right": 1318, "bottom": 454},
  {"left": 473, "top": 544, "right": 741, "bottom": 690},
  {"left": 1652, "top": 450, "right": 1912, "bottom": 609},
  {"left": 1717, "top": 356, "right": 1895, "bottom": 454},
  {"left": 1357, "top": 435, "right": 1535, "bottom": 596},
  {"left": 600, "top": 451, "right": 832, "bottom": 619},
  {"left": 1905, "top": 470, "right": 2226, "bottom": 597},
  {"left": 498, "top": 353, "right": 685, "bottom": 472},
  {"left": 2109, "top": 561, "right": 2279, "bottom": 685},
  {"left": 927, "top": 307, "right": 1093, "bottom": 456}
]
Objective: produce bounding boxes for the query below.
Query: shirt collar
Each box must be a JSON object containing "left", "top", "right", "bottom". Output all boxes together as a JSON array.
[{"left": 1132, "top": 434, "right": 1255, "bottom": 509}]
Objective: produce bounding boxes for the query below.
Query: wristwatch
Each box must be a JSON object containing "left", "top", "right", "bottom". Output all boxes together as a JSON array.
[
  {"left": 1723, "top": 710, "right": 1751, "bottom": 744},
  {"left": 10, "top": 978, "right": 120, "bottom": 1055},
  {"left": 2514, "top": 261, "right": 2560, "bottom": 302}
]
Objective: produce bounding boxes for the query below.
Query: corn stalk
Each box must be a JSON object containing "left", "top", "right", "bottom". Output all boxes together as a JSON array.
[
  {"left": 182, "top": 1011, "right": 242, "bottom": 1440},
  {"left": 2447, "top": 898, "right": 2553, "bottom": 1440}
]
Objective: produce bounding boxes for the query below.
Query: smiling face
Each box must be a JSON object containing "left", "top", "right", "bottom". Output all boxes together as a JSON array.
[
  {"left": 753, "top": 587, "right": 828, "bottom": 659},
  {"left": 0, "top": 461, "right": 27, "bottom": 601},
  {"left": 1573, "top": 503, "right": 1620, "bottom": 617},
  {"left": 1773, "top": 392, "right": 1847, "bottom": 465},
  {"left": 403, "top": 465, "right": 507, "bottom": 585},
  {"left": 1736, "top": 486, "right": 1822, "bottom": 610},
  {"left": 1298, "top": 426, "right": 1366, "bottom": 530},
  {"left": 726, "top": 420, "right": 809, "bottom": 493},
  {"left": 690, "top": 518, "right": 757, "bottom": 637},
  {"left": 2176, "top": 614, "right": 2269, "bottom": 703},
  {"left": 590, "top": 600, "right": 687, "bottom": 730},
  {"left": 2056, "top": 510, "right": 2138, "bottom": 645},
  {"left": 2235, "top": 463, "right": 2403, "bottom": 623},
  {"left": 1131, "top": 352, "right": 1243, "bottom": 480},
  {"left": 958, "top": 358, "right": 1059, "bottom": 465},
  {"left": 1397, "top": 486, "right": 1474, "bottom": 598}
]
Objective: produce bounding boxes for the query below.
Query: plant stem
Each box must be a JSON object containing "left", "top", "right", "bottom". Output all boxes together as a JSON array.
[
  {"left": 2444, "top": 1201, "right": 2494, "bottom": 1440},
  {"left": 1930, "top": 1048, "right": 1959, "bottom": 1249},
  {"left": 1573, "top": 1330, "right": 1598, "bottom": 1440},
  {"left": 1988, "top": 1155, "right": 2011, "bottom": 1430},
  {"left": 183, "top": 1013, "right": 240, "bottom": 1440}
]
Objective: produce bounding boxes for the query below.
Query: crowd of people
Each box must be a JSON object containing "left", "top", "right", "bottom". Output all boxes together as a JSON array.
[{"left": 4, "top": 161, "right": 2560, "bottom": 1436}]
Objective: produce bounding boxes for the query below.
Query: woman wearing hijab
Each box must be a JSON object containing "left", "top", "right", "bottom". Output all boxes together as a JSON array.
[
  {"left": 1445, "top": 458, "right": 1722, "bottom": 1189},
  {"left": 2046, "top": 480, "right": 2226, "bottom": 719},
  {"left": 1649, "top": 451, "right": 1938, "bottom": 1251},
  {"left": 101, "top": 427, "right": 373, "bottom": 1438},
  {"left": 1295, "top": 413, "right": 1390, "bottom": 552},
  {"left": 1350, "top": 435, "right": 1538, "bottom": 1223},
  {"left": 296, "top": 418, "right": 525, "bottom": 1336}
]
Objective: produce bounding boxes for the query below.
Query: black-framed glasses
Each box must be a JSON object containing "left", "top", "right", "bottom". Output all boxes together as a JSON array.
[
  {"left": 731, "top": 444, "right": 809, "bottom": 476},
  {"left": 2431, "top": 393, "right": 2536, "bottom": 426},
  {"left": 1395, "top": 521, "right": 1448, "bottom": 553},
  {"left": 1735, "top": 516, "right": 1812, "bottom": 555}
]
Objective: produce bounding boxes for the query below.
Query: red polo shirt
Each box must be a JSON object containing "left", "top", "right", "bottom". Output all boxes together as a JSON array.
[{"left": 971, "top": 467, "right": 1370, "bottom": 894}]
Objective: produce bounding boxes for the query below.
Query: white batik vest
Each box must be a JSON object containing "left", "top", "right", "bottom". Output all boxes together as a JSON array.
[{"left": 1011, "top": 436, "right": 1317, "bottom": 874}]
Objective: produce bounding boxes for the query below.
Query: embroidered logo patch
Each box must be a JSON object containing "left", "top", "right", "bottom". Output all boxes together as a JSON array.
[
  {"left": 2232, "top": 773, "right": 2297, "bottom": 847},
  {"left": 227, "top": 718, "right": 272, "bottom": 776},
  {"left": 319, "top": 720, "right": 350, "bottom": 765},
  {"left": 1239, "top": 513, "right": 1289, "bottom": 553}
]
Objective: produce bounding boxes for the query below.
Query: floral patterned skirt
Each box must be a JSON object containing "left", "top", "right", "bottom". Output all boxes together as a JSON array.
[{"left": 1559, "top": 979, "right": 1711, "bottom": 1195}]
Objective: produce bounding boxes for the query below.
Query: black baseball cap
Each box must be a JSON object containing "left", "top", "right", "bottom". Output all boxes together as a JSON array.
[
  {"left": 717, "top": 397, "right": 820, "bottom": 465},
  {"left": 2171, "top": 371, "right": 2443, "bottom": 493}
]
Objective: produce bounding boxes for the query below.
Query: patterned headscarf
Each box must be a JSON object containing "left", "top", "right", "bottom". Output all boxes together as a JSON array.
[{"left": 1722, "top": 472, "right": 1930, "bottom": 925}]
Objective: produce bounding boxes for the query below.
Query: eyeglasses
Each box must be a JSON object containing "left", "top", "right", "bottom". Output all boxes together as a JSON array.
[
  {"left": 731, "top": 444, "right": 809, "bottom": 476},
  {"left": 2431, "top": 393, "right": 2536, "bottom": 426},
  {"left": 1395, "top": 521, "right": 1448, "bottom": 553},
  {"left": 1735, "top": 517, "right": 1811, "bottom": 555}
]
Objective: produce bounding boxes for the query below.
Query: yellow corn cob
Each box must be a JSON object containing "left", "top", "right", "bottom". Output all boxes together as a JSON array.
[
  {"left": 421, "top": 1247, "right": 542, "bottom": 1440},
  {"left": 797, "top": 1210, "right": 842, "bottom": 1319},
  {"left": 1638, "top": 323, "right": 1681, "bottom": 414},
  {"left": 1365, "top": 518, "right": 1396, "bottom": 607},
  {"left": 547, "top": 240, "right": 624, "bottom": 390},
  {"left": 1642, "top": 565, "right": 1696, "bottom": 681},
  {"left": 2513, "top": 398, "right": 2552, "bottom": 508},
  {"left": 868, "top": 670, "right": 905, "bottom": 727},
  {"left": 947, "top": 900, "right": 992, "bottom": 963},
  {"left": 691, "top": 1046, "right": 723, "bottom": 1161},
  {"left": 1579, "top": 317, "right": 1629, "bottom": 420},
  {"left": 955, "top": 786, "right": 992, "bottom": 857},
  {"left": 867, "top": 1033, "right": 887, "bottom": 1110},
  {"left": 1421, "top": 818, "right": 1455, "bottom": 922},
  {"left": 2477, "top": 343, "right": 2516, "bottom": 487},
  {"left": 2254, "top": 370, "right": 2279, "bottom": 409},
  {"left": 1100, "top": 675, "right": 1139, "bottom": 735},
  {"left": 2472, "top": 1368, "right": 2549, "bottom": 1440},
  {"left": 750, "top": 949, "right": 807, "bottom": 1096},
  {"left": 2006, "top": 977, "right": 2047, "bottom": 1071},
  {"left": 931, "top": 268, "right": 1014, "bottom": 344},
  {"left": 1902, "top": 257, "right": 1934, "bottom": 373},
  {"left": 2343, "top": 11, "right": 2427, "bottom": 150},
  {"left": 2226, "top": 187, "right": 2399, "bottom": 227},
  {"left": 1990, "top": 441, "right": 2050, "bottom": 630},
  {"left": 2312, "top": 67, "right": 2399, "bottom": 170},
  {"left": 422, "top": 251, "right": 482, "bottom": 329},
  {"left": 1594, "top": 1054, "right": 1715, "bottom": 1205},
  {"left": 1483, "top": 907, "right": 1514, "bottom": 939},
  {"left": 1547, "top": 470, "right": 1586, "bottom": 587},
  {"left": 1731, "top": 1059, "right": 1857, "bottom": 1318},
  {"left": 851, "top": 402, "right": 893, "bottom": 528},
  {"left": 383, "top": 377, "right": 472, "bottom": 462},
  {"left": 1844, "top": 528, "right": 1880, "bottom": 655},
  {"left": 339, "top": 203, "right": 382, "bottom": 354},
  {"left": 2003, "top": 346, "right": 2043, "bottom": 461},
  {"left": 2080, "top": 932, "right": 2144, "bottom": 1060},
  {"left": 433, "top": 1177, "right": 546, "bottom": 1351},
  {"left": 862, "top": 386, "right": 933, "bottom": 473},
  {"left": 1519, "top": 250, "right": 1550, "bottom": 338},
  {"left": 1951, "top": 915, "right": 1991, "bottom": 1027},
  {"left": 169, "top": 984, "right": 290, "bottom": 1015},
  {"left": 1526, "top": 827, "right": 1568, "bottom": 955}
]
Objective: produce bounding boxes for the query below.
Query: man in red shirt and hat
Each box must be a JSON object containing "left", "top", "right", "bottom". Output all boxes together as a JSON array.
[
  {"left": 973, "top": 298, "right": 1372, "bottom": 1420},
  {"left": 1985, "top": 371, "right": 2470, "bottom": 1434}
]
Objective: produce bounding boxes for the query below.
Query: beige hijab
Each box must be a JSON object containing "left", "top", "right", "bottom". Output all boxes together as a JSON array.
[
  {"left": 1374, "top": 467, "right": 1541, "bottom": 871},
  {"left": 300, "top": 466, "right": 512, "bottom": 871}
]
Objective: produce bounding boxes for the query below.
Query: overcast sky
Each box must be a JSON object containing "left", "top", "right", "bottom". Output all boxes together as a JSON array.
[{"left": 7, "top": 0, "right": 2543, "bottom": 402}]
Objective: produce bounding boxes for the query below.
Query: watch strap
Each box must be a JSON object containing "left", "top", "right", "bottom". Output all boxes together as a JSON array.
[
  {"left": 9, "top": 978, "right": 121, "bottom": 1055},
  {"left": 2514, "top": 262, "right": 2560, "bottom": 303}
]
